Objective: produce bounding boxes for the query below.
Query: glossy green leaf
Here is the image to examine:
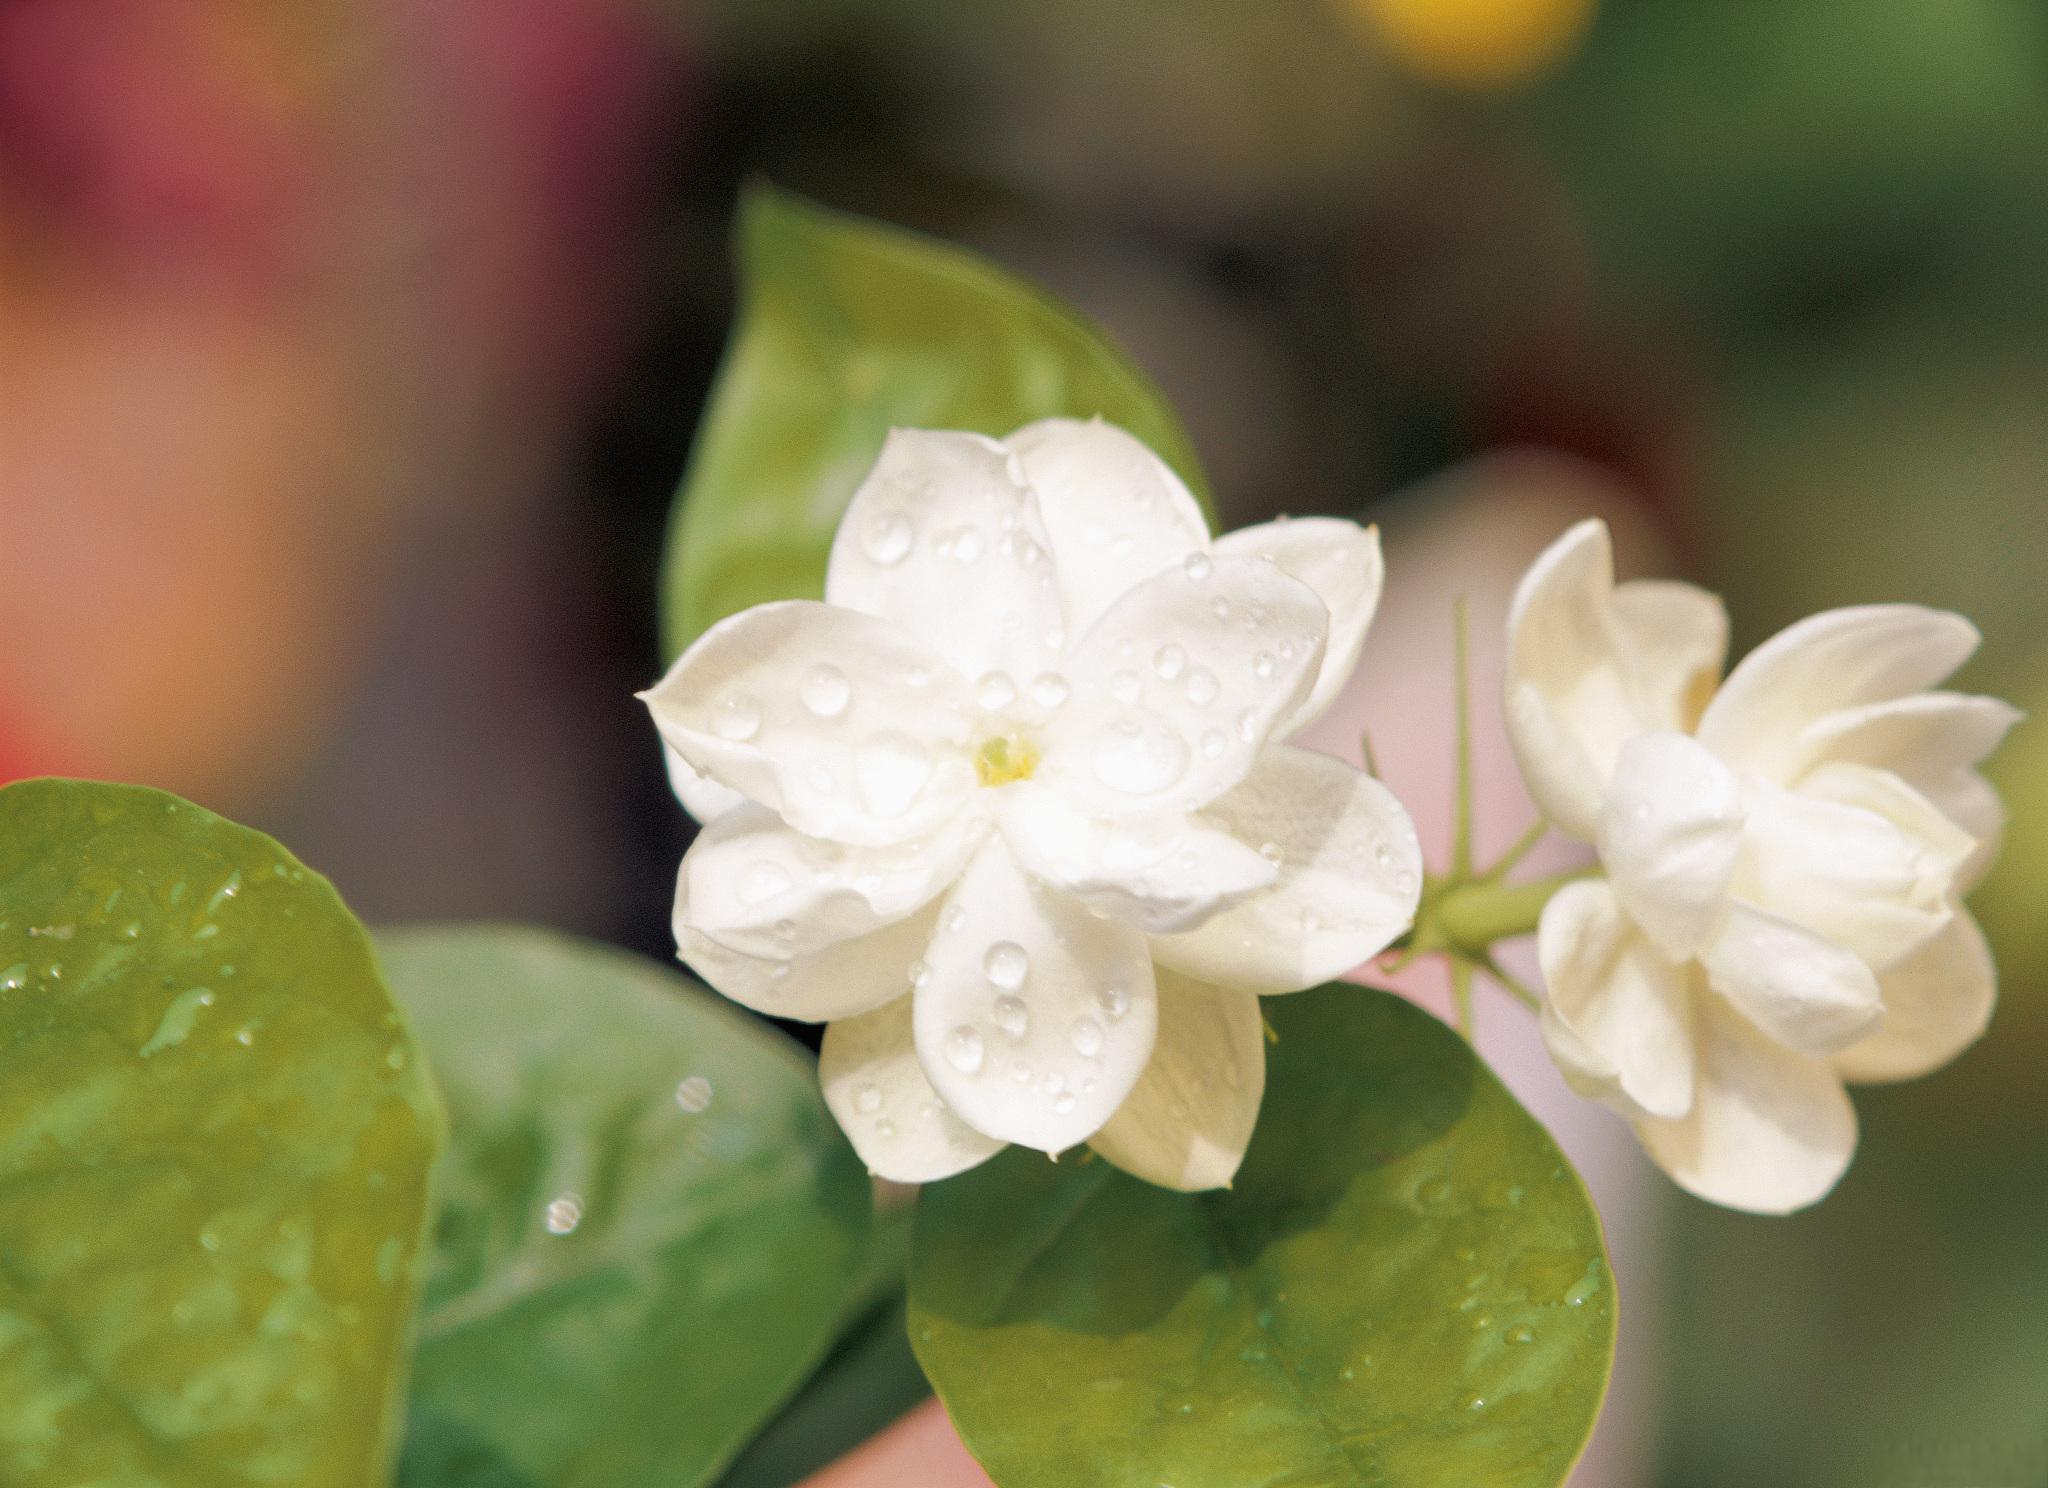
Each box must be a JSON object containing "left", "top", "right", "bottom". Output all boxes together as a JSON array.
[
  {"left": 0, "top": 778, "right": 440, "bottom": 1486},
  {"left": 909, "top": 983, "right": 1614, "bottom": 1488},
  {"left": 660, "top": 184, "right": 1211, "bottom": 659},
  {"left": 378, "top": 925, "right": 873, "bottom": 1488}
]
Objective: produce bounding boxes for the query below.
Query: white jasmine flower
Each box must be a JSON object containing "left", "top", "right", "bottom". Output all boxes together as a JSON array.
[
  {"left": 1506, "top": 519, "right": 2018, "bottom": 1213},
  {"left": 644, "top": 419, "right": 1422, "bottom": 1189}
]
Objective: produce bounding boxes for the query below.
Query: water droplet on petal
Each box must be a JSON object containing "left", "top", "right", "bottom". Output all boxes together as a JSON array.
[
  {"left": 1182, "top": 552, "right": 1213, "bottom": 581},
  {"left": 675, "top": 1075, "right": 714, "bottom": 1112},
  {"left": 1258, "top": 841, "right": 1283, "bottom": 864},
  {"left": 1252, "top": 651, "right": 1276, "bottom": 679},
  {"left": 1236, "top": 707, "right": 1260, "bottom": 743},
  {"left": 738, "top": 860, "right": 793, "bottom": 906},
  {"left": 864, "top": 512, "right": 914, "bottom": 565},
  {"left": 976, "top": 671, "right": 1018, "bottom": 711},
  {"left": 855, "top": 1082, "right": 883, "bottom": 1114},
  {"left": 984, "top": 941, "right": 1029, "bottom": 990},
  {"left": 1071, "top": 1017, "right": 1104, "bottom": 1057},
  {"left": 953, "top": 529, "right": 984, "bottom": 563},
  {"left": 802, "top": 664, "right": 851, "bottom": 718},
  {"left": 1091, "top": 725, "right": 1190, "bottom": 795},
  {"left": 876, "top": 1117, "right": 898, "bottom": 1139},
  {"left": 1153, "top": 644, "right": 1187, "bottom": 681},
  {"left": 1111, "top": 669, "right": 1143, "bottom": 705},
  {"left": 712, "top": 693, "right": 760, "bottom": 741},
  {"left": 1030, "top": 672, "right": 1070, "bottom": 708},
  {"left": 1185, "top": 669, "right": 1219, "bottom": 706},
  {"left": 909, "top": 959, "right": 933, "bottom": 990},
  {"left": 1097, "top": 984, "right": 1131, "bottom": 1020},
  {"left": 1200, "top": 729, "right": 1227, "bottom": 759},
  {"left": 945, "top": 1026, "right": 985, "bottom": 1074},
  {"left": 993, "top": 994, "right": 1029, "bottom": 1039},
  {"left": 1054, "top": 1093, "right": 1077, "bottom": 1115}
]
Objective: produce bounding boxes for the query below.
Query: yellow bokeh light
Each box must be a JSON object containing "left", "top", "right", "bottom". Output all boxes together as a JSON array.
[{"left": 1343, "top": 0, "right": 1599, "bottom": 89}]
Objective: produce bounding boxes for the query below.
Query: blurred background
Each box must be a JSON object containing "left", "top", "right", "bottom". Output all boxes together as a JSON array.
[{"left": 2, "top": 1, "right": 2044, "bottom": 1484}]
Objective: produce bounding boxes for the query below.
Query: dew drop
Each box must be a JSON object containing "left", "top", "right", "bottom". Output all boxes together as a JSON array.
[
  {"left": 738, "top": 860, "right": 793, "bottom": 906},
  {"left": 992, "top": 995, "right": 1029, "bottom": 1039},
  {"left": 1096, "top": 984, "right": 1131, "bottom": 1020},
  {"left": 1071, "top": 1017, "right": 1104, "bottom": 1057},
  {"left": 802, "top": 664, "right": 851, "bottom": 718},
  {"left": 1182, "top": 552, "right": 1212, "bottom": 581},
  {"left": 1184, "top": 668, "right": 1219, "bottom": 706},
  {"left": 1009, "top": 1061, "right": 1033, "bottom": 1084},
  {"left": 1091, "top": 726, "right": 1190, "bottom": 795},
  {"left": 1152, "top": 643, "right": 1187, "bottom": 681},
  {"left": 953, "top": 529, "right": 984, "bottom": 563},
  {"left": 544, "top": 1195, "right": 583, "bottom": 1235},
  {"left": 855, "top": 1082, "right": 883, "bottom": 1114},
  {"left": 1111, "top": 668, "right": 1143, "bottom": 704},
  {"left": 909, "top": 959, "right": 933, "bottom": 990},
  {"left": 1030, "top": 672, "right": 1071, "bottom": 708},
  {"left": 712, "top": 693, "right": 761, "bottom": 741},
  {"left": 1211, "top": 597, "right": 1233, "bottom": 621},
  {"left": 875, "top": 1118, "right": 897, "bottom": 1139},
  {"left": 976, "top": 671, "right": 1018, "bottom": 711},
  {"left": 864, "top": 512, "right": 914, "bottom": 565},
  {"left": 983, "top": 941, "right": 1029, "bottom": 990},
  {"left": 1252, "top": 651, "right": 1276, "bottom": 679},
  {"left": 675, "top": 1075, "right": 714, "bottom": 1112},
  {"left": 945, "top": 1026, "right": 985, "bottom": 1074},
  {"left": 1506, "top": 1325, "right": 1536, "bottom": 1345},
  {"left": 1258, "top": 841, "right": 1283, "bottom": 864},
  {"left": 1199, "top": 729, "right": 1227, "bottom": 759},
  {"left": 1054, "top": 1093, "right": 1077, "bottom": 1115},
  {"left": 1235, "top": 706, "right": 1260, "bottom": 742}
]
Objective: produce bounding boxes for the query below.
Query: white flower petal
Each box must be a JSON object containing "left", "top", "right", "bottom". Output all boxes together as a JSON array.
[
  {"left": 1608, "top": 578, "right": 1728, "bottom": 732},
  {"left": 642, "top": 600, "right": 978, "bottom": 847},
  {"left": 1916, "top": 768, "right": 2006, "bottom": 891},
  {"left": 1698, "top": 902, "right": 1881, "bottom": 1057},
  {"left": 1697, "top": 604, "right": 1980, "bottom": 784},
  {"left": 1149, "top": 745, "right": 1422, "bottom": 993},
  {"left": 1596, "top": 731, "right": 1745, "bottom": 959},
  {"left": 1734, "top": 775, "right": 1953, "bottom": 972},
  {"left": 663, "top": 743, "right": 746, "bottom": 824},
  {"left": 994, "top": 785, "right": 1276, "bottom": 934},
  {"left": 825, "top": 428, "right": 1067, "bottom": 688},
  {"left": 1834, "top": 911, "right": 1996, "bottom": 1084},
  {"left": 911, "top": 842, "right": 1157, "bottom": 1152},
  {"left": 1039, "top": 557, "right": 1327, "bottom": 819},
  {"left": 675, "top": 879, "right": 937, "bottom": 1023},
  {"left": 1005, "top": 417, "right": 1210, "bottom": 639},
  {"left": 1637, "top": 998, "right": 1856, "bottom": 1215},
  {"left": 821, "top": 996, "right": 1006, "bottom": 1182},
  {"left": 680, "top": 804, "right": 984, "bottom": 960},
  {"left": 1793, "top": 691, "right": 2021, "bottom": 785},
  {"left": 1088, "top": 972, "right": 1264, "bottom": 1192},
  {"left": 1212, "top": 518, "right": 1384, "bottom": 737},
  {"left": 1535, "top": 880, "right": 1696, "bottom": 1121},
  {"left": 1504, "top": 520, "right": 1714, "bottom": 839}
]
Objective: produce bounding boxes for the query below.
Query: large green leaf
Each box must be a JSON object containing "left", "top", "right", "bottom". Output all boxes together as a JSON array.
[
  {"left": 0, "top": 778, "right": 440, "bottom": 1486},
  {"left": 660, "top": 184, "right": 1212, "bottom": 659},
  {"left": 378, "top": 925, "right": 874, "bottom": 1488},
  {"left": 909, "top": 983, "right": 1614, "bottom": 1488}
]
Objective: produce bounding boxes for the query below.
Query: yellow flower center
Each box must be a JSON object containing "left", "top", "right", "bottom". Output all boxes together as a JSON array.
[{"left": 975, "top": 733, "right": 1040, "bottom": 788}]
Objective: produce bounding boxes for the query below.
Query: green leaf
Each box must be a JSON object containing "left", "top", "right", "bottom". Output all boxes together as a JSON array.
[
  {"left": 0, "top": 778, "right": 440, "bottom": 1486},
  {"left": 718, "top": 1204, "right": 929, "bottom": 1488},
  {"left": 909, "top": 983, "right": 1614, "bottom": 1488},
  {"left": 378, "top": 925, "right": 874, "bottom": 1488},
  {"left": 660, "top": 184, "right": 1212, "bottom": 660}
]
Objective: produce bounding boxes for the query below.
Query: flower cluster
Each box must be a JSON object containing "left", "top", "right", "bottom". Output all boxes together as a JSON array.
[
  {"left": 644, "top": 419, "right": 1422, "bottom": 1189},
  {"left": 1505, "top": 520, "right": 2017, "bottom": 1212},
  {"left": 646, "top": 423, "right": 2015, "bottom": 1214}
]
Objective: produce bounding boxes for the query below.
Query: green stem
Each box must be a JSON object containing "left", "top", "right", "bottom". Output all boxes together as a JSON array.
[{"left": 1430, "top": 867, "right": 1589, "bottom": 955}]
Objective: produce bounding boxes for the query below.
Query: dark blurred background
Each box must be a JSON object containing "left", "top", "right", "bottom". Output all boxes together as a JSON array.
[{"left": 3, "top": 2, "right": 2045, "bottom": 1484}]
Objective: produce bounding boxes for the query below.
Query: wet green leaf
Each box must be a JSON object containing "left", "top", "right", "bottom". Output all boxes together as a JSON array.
[
  {"left": 909, "top": 983, "right": 1613, "bottom": 1488},
  {"left": 661, "top": 184, "right": 1211, "bottom": 659},
  {"left": 0, "top": 778, "right": 440, "bottom": 1486},
  {"left": 379, "top": 925, "right": 873, "bottom": 1488}
]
